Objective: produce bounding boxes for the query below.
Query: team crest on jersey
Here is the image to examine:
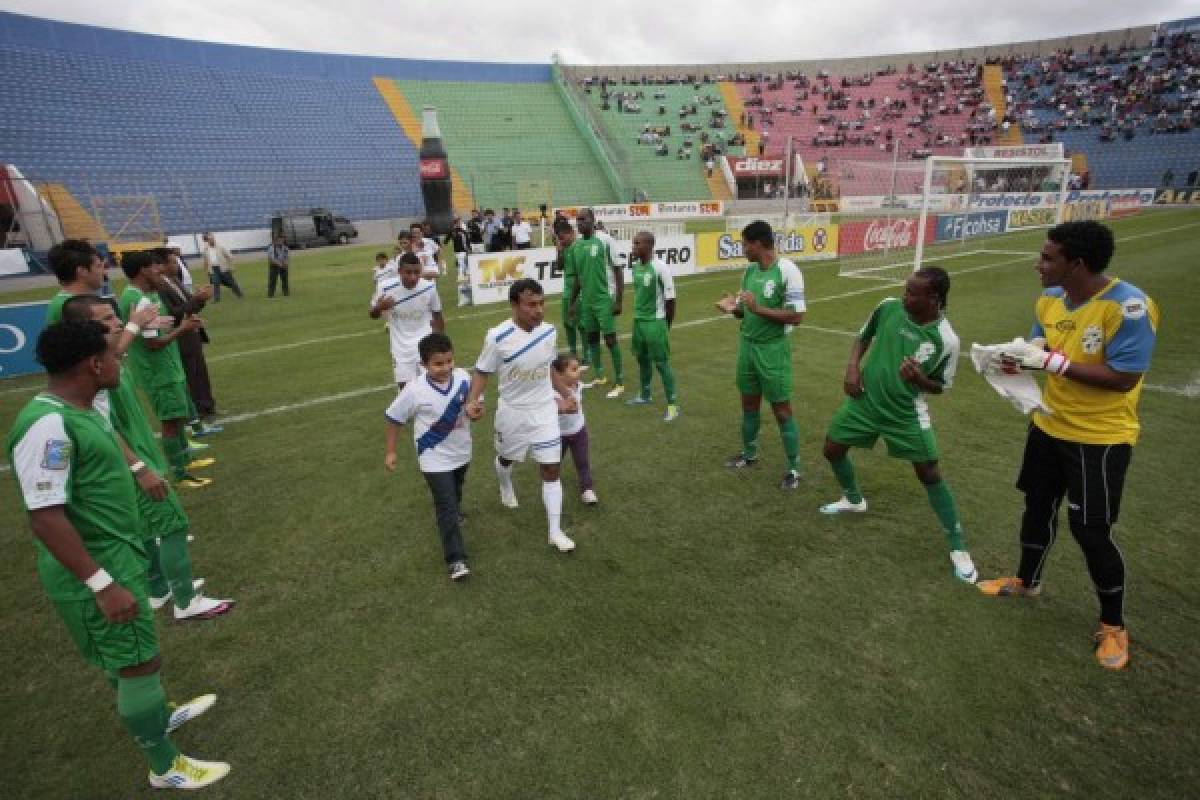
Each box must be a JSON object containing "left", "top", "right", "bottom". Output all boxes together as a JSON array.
[
  {"left": 1081, "top": 325, "right": 1104, "bottom": 354},
  {"left": 42, "top": 439, "right": 71, "bottom": 470},
  {"left": 763, "top": 279, "right": 776, "bottom": 299},
  {"left": 913, "top": 342, "right": 936, "bottom": 364},
  {"left": 1054, "top": 319, "right": 1076, "bottom": 333},
  {"left": 1121, "top": 297, "right": 1147, "bottom": 320}
]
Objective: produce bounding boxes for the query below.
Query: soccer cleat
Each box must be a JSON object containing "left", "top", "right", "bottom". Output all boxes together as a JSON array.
[
  {"left": 185, "top": 439, "right": 210, "bottom": 453},
  {"left": 625, "top": 395, "right": 652, "bottom": 406},
  {"left": 976, "top": 576, "right": 1042, "bottom": 597},
  {"left": 166, "top": 693, "right": 218, "bottom": 734},
  {"left": 190, "top": 423, "right": 223, "bottom": 438},
  {"left": 185, "top": 457, "right": 216, "bottom": 471},
  {"left": 724, "top": 453, "right": 758, "bottom": 469},
  {"left": 950, "top": 550, "right": 979, "bottom": 584},
  {"left": 581, "top": 489, "right": 598, "bottom": 505},
  {"left": 548, "top": 530, "right": 576, "bottom": 553},
  {"left": 150, "top": 579, "right": 207, "bottom": 610},
  {"left": 499, "top": 486, "right": 519, "bottom": 509},
  {"left": 588, "top": 376, "right": 608, "bottom": 388},
  {"left": 780, "top": 470, "right": 801, "bottom": 490},
  {"left": 448, "top": 561, "right": 471, "bottom": 582},
  {"left": 1094, "top": 624, "right": 1130, "bottom": 670},
  {"left": 663, "top": 404, "right": 680, "bottom": 423},
  {"left": 148, "top": 754, "right": 231, "bottom": 790},
  {"left": 605, "top": 384, "right": 625, "bottom": 399},
  {"left": 174, "top": 594, "right": 235, "bottom": 621},
  {"left": 819, "top": 496, "right": 868, "bottom": 515},
  {"left": 176, "top": 474, "right": 212, "bottom": 490}
]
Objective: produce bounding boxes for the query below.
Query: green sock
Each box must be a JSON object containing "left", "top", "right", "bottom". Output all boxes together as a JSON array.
[
  {"left": 657, "top": 359, "right": 678, "bottom": 404},
  {"left": 830, "top": 456, "right": 863, "bottom": 503},
  {"left": 117, "top": 674, "right": 179, "bottom": 775},
  {"left": 609, "top": 342, "right": 624, "bottom": 384},
  {"left": 778, "top": 417, "right": 800, "bottom": 472},
  {"left": 145, "top": 538, "right": 170, "bottom": 599},
  {"left": 741, "top": 410, "right": 761, "bottom": 460},
  {"left": 159, "top": 530, "right": 196, "bottom": 609},
  {"left": 637, "top": 357, "right": 653, "bottom": 400},
  {"left": 925, "top": 480, "right": 966, "bottom": 551},
  {"left": 564, "top": 320, "right": 578, "bottom": 357},
  {"left": 588, "top": 340, "right": 605, "bottom": 380},
  {"left": 163, "top": 434, "right": 188, "bottom": 480}
]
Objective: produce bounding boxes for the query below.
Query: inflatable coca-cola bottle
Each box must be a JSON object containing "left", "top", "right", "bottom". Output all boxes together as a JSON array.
[{"left": 419, "top": 106, "right": 453, "bottom": 236}]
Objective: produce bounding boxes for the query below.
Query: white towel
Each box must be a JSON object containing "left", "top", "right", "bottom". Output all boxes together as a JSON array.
[{"left": 970, "top": 340, "right": 1050, "bottom": 415}]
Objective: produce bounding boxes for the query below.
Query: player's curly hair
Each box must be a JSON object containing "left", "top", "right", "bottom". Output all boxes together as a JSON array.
[
  {"left": 914, "top": 266, "right": 951, "bottom": 310},
  {"left": 36, "top": 320, "right": 108, "bottom": 374},
  {"left": 508, "top": 278, "right": 543, "bottom": 303},
  {"left": 741, "top": 220, "right": 775, "bottom": 246},
  {"left": 1047, "top": 220, "right": 1115, "bottom": 273}
]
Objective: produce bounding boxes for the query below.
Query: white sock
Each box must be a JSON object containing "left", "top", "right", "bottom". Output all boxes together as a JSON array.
[
  {"left": 542, "top": 479, "right": 563, "bottom": 535},
  {"left": 495, "top": 456, "right": 514, "bottom": 493}
]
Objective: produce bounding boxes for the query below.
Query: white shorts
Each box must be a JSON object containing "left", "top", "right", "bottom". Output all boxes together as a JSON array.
[
  {"left": 495, "top": 403, "right": 561, "bottom": 464},
  {"left": 392, "top": 351, "right": 422, "bottom": 385}
]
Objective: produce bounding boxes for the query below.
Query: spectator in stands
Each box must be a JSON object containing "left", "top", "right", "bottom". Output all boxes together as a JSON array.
[
  {"left": 201, "top": 233, "right": 242, "bottom": 302},
  {"left": 511, "top": 212, "right": 532, "bottom": 250},
  {"left": 266, "top": 235, "right": 290, "bottom": 298}
]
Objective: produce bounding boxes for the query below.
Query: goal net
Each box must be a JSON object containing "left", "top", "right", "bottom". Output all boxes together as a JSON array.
[{"left": 835, "top": 155, "right": 1071, "bottom": 283}]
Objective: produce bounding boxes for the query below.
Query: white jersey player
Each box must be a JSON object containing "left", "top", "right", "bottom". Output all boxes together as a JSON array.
[
  {"left": 409, "top": 225, "right": 443, "bottom": 280},
  {"left": 369, "top": 252, "right": 444, "bottom": 388},
  {"left": 466, "top": 278, "right": 577, "bottom": 553}
]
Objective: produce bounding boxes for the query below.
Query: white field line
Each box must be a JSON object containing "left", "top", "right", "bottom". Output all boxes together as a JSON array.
[{"left": 840, "top": 249, "right": 991, "bottom": 278}]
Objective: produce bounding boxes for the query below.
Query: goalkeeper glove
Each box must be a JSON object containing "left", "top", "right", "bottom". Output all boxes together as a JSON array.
[{"left": 1000, "top": 339, "right": 1071, "bottom": 375}]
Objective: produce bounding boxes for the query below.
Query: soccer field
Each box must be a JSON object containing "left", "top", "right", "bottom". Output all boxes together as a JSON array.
[{"left": 2, "top": 209, "right": 1198, "bottom": 798}]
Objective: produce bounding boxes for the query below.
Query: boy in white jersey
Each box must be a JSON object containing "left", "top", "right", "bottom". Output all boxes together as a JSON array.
[
  {"left": 369, "top": 252, "right": 444, "bottom": 389},
  {"left": 385, "top": 333, "right": 473, "bottom": 581},
  {"left": 466, "top": 279, "right": 578, "bottom": 553}
]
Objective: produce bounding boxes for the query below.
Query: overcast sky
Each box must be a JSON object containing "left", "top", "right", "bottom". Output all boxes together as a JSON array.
[{"left": 3, "top": 0, "right": 1195, "bottom": 65}]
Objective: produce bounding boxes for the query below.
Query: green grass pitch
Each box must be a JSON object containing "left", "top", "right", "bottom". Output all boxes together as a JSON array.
[{"left": 1, "top": 209, "right": 1197, "bottom": 798}]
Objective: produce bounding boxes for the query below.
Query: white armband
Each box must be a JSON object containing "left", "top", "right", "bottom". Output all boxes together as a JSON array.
[{"left": 85, "top": 569, "right": 114, "bottom": 593}]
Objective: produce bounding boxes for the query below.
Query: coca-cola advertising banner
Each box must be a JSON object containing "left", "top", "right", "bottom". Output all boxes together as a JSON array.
[
  {"left": 726, "top": 156, "right": 785, "bottom": 178},
  {"left": 838, "top": 217, "right": 937, "bottom": 257},
  {"left": 419, "top": 158, "right": 448, "bottom": 179}
]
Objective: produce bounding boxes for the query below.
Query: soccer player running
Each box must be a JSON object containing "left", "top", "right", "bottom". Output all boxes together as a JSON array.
[
  {"left": 369, "top": 252, "right": 445, "bottom": 391},
  {"left": 626, "top": 231, "right": 680, "bottom": 422},
  {"left": 465, "top": 279, "right": 578, "bottom": 553},
  {"left": 715, "top": 220, "right": 805, "bottom": 489},
  {"left": 567, "top": 208, "right": 625, "bottom": 398},
  {"left": 62, "top": 295, "right": 236, "bottom": 620},
  {"left": 117, "top": 252, "right": 211, "bottom": 489},
  {"left": 978, "top": 221, "right": 1159, "bottom": 671},
  {"left": 6, "top": 321, "right": 230, "bottom": 790},
  {"left": 818, "top": 267, "right": 977, "bottom": 584}
]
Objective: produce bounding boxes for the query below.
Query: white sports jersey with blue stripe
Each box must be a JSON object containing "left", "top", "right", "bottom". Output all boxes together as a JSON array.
[{"left": 385, "top": 368, "right": 473, "bottom": 472}]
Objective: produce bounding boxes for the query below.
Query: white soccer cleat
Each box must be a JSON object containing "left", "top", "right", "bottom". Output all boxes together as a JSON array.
[
  {"left": 819, "top": 496, "right": 868, "bottom": 515},
  {"left": 581, "top": 489, "right": 598, "bottom": 505},
  {"left": 174, "top": 594, "right": 235, "bottom": 621},
  {"left": 166, "top": 693, "right": 217, "bottom": 734},
  {"left": 548, "top": 530, "right": 576, "bottom": 553},
  {"left": 605, "top": 384, "right": 625, "bottom": 399},
  {"left": 148, "top": 754, "right": 231, "bottom": 790},
  {"left": 149, "top": 579, "right": 207, "bottom": 611},
  {"left": 499, "top": 486, "right": 519, "bottom": 508},
  {"left": 950, "top": 550, "right": 979, "bottom": 584}
]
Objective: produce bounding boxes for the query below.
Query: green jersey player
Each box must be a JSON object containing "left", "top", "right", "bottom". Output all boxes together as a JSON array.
[
  {"left": 819, "top": 267, "right": 977, "bottom": 584},
  {"left": 625, "top": 231, "right": 679, "bottom": 421},
  {"left": 715, "top": 220, "right": 806, "bottom": 489},
  {"left": 566, "top": 208, "right": 625, "bottom": 398},
  {"left": 555, "top": 218, "right": 587, "bottom": 368}
]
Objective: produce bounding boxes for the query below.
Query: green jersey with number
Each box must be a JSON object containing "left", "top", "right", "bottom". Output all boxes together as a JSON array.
[
  {"left": 568, "top": 236, "right": 613, "bottom": 303},
  {"left": 858, "top": 298, "right": 960, "bottom": 426},
  {"left": 738, "top": 258, "right": 806, "bottom": 343},
  {"left": 6, "top": 393, "right": 146, "bottom": 601},
  {"left": 118, "top": 286, "right": 186, "bottom": 389},
  {"left": 631, "top": 258, "right": 676, "bottom": 321}
]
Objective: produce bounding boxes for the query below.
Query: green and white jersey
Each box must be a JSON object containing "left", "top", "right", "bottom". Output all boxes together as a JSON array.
[
  {"left": 631, "top": 257, "right": 676, "bottom": 321},
  {"left": 96, "top": 365, "right": 168, "bottom": 473},
  {"left": 858, "top": 298, "right": 960, "bottom": 428},
  {"left": 117, "top": 286, "right": 186, "bottom": 389},
  {"left": 45, "top": 290, "right": 73, "bottom": 324},
  {"left": 568, "top": 236, "right": 613, "bottom": 303},
  {"left": 739, "top": 258, "right": 805, "bottom": 343},
  {"left": 6, "top": 393, "right": 146, "bottom": 601}
]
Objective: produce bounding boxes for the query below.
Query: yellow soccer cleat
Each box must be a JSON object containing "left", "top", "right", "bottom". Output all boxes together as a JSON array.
[
  {"left": 976, "top": 576, "right": 1042, "bottom": 597},
  {"left": 186, "top": 457, "right": 216, "bottom": 471},
  {"left": 148, "top": 754, "right": 231, "bottom": 790},
  {"left": 1094, "top": 624, "right": 1130, "bottom": 670},
  {"left": 176, "top": 474, "right": 213, "bottom": 490}
]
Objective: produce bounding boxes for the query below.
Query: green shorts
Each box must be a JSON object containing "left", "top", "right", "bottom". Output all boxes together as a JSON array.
[
  {"left": 137, "top": 484, "right": 190, "bottom": 539},
  {"left": 579, "top": 298, "right": 616, "bottom": 335},
  {"left": 146, "top": 380, "right": 191, "bottom": 423},
  {"left": 54, "top": 573, "right": 159, "bottom": 671},
  {"left": 736, "top": 337, "right": 792, "bottom": 403},
  {"left": 826, "top": 396, "right": 939, "bottom": 462},
  {"left": 632, "top": 319, "right": 671, "bottom": 363}
]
